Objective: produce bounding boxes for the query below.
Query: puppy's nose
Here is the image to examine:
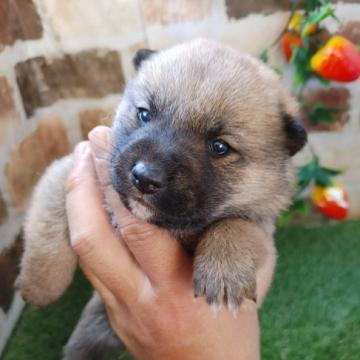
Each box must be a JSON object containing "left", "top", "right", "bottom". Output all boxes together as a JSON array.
[{"left": 131, "top": 162, "right": 165, "bottom": 194}]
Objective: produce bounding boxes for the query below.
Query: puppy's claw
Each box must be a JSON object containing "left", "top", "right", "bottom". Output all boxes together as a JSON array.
[
  {"left": 193, "top": 265, "right": 256, "bottom": 312},
  {"left": 193, "top": 277, "right": 205, "bottom": 299},
  {"left": 209, "top": 301, "right": 222, "bottom": 314}
]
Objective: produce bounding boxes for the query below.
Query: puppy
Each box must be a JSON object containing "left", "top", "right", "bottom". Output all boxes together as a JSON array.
[{"left": 16, "top": 39, "right": 306, "bottom": 359}]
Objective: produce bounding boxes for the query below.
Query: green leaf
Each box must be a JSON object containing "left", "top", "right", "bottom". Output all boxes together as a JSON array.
[
  {"left": 305, "top": 0, "right": 319, "bottom": 13},
  {"left": 277, "top": 209, "right": 291, "bottom": 226},
  {"left": 305, "top": 0, "right": 333, "bottom": 14},
  {"left": 259, "top": 50, "right": 268, "bottom": 63},
  {"left": 306, "top": 103, "right": 345, "bottom": 125},
  {"left": 291, "top": 44, "right": 313, "bottom": 88},
  {"left": 293, "top": 67, "right": 307, "bottom": 87},
  {"left": 272, "top": 66, "right": 283, "bottom": 75},
  {"left": 297, "top": 156, "right": 319, "bottom": 188},
  {"left": 315, "top": 107, "right": 333, "bottom": 123},
  {"left": 317, "top": 76, "right": 331, "bottom": 85},
  {"left": 293, "top": 64, "right": 312, "bottom": 87},
  {"left": 297, "top": 157, "right": 341, "bottom": 188},
  {"left": 330, "top": 12, "right": 341, "bottom": 25},
  {"left": 321, "top": 167, "right": 343, "bottom": 176},
  {"left": 277, "top": 198, "right": 311, "bottom": 226},
  {"left": 309, "top": 113, "right": 319, "bottom": 125},
  {"left": 315, "top": 168, "right": 333, "bottom": 186},
  {"left": 292, "top": 199, "right": 311, "bottom": 215},
  {"left": 305, "top": 5, "right": 335, "bottom": 26}
]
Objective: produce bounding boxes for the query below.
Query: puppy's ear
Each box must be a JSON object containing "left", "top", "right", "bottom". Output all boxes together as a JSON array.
[
  {"left": 133, "top": 49, "right": 157, "bottom": 70},
  {"left": 280, "top": 93, "right": 307, "bottom": 156},
  {"left": 283, "top": 114, "right": 307, "bottom": 156}
]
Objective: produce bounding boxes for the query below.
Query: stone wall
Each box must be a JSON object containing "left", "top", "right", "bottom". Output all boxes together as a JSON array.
[{"left": 0, "top": 0, "right": 359, "bottom": 354}]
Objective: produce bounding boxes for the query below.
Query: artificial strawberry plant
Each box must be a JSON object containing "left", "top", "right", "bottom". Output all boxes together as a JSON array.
[{"left": 260, "top": 0, "right": 360, "bottom": 223}]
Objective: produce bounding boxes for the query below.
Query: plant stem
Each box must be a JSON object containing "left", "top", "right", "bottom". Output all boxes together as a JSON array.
[{"left": 307, "top": 141, "right": 317, "bottom": 157}]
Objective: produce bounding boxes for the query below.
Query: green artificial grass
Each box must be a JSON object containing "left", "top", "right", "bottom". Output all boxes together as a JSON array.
[
  {"left": 260, "top": 220, "right": 360, "bottom": 360},
  {"left": 2, "top": 271, "right": 93, "bottom": 360},
  {"left": 2, "top": 221, "right": 360, "bottom": 360}
]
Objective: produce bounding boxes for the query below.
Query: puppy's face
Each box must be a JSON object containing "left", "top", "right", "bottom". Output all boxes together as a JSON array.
[{"left": 110, "top": 39, "right": 306, "bottom": 233}]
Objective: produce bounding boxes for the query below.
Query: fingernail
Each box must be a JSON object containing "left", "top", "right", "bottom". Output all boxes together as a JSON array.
[
  {"left": 73, "top": 141, "right": 89, "bottom": 161},
  {"left": 88, "top": 126, "right": 112, "bottom": 159}
]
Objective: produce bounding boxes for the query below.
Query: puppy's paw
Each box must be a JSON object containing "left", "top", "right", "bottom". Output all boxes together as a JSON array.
[
  {"left": 15, "top": 274, "right": 62, "bottom": 307},
  {"left": 193, "top": 261, "right": 256, "bottom": 312},
  {"left": 15, "top": 255, "right": 76, "bottom": 308}
]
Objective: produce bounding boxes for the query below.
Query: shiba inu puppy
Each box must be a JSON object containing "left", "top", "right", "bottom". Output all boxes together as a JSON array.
[{"left": 16, "top": 39, "right": 306, "bottom": 359}]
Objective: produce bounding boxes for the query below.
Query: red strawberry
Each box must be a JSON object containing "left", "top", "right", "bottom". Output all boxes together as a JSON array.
[{"left": 311, "top": 36, "right": 360, "bottom": 82}]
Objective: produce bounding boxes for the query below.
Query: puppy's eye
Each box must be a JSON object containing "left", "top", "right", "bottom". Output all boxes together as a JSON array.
[
  {"left": 137, "top": 108, "right": 151, "bottom": 123},
  {"left": 209, "top": 139, "right": 230, "bottom": 156}
]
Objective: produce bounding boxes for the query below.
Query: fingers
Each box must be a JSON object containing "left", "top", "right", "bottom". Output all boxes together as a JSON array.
[
  {"left": 88, "top": 127, "right": 192, "bottom": 286},
  {"left": 65, "top": 141, "right": 145, "bottom": 302}
]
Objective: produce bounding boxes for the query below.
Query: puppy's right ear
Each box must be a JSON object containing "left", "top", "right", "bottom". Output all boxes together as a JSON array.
[
  {"left": 280, "top": 92, "right": 307, "bottom": 157},
  {"left": 133, "top": 49, "right": 157, "bottom": 70}
]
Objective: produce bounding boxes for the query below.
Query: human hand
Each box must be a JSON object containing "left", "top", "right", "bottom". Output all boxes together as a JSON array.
[{"left": 65, "top": 126, "right": 260, "bottom": 360}]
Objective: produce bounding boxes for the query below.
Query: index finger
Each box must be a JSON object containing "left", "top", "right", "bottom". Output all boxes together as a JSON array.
[{"left": 65, "top": 142, "right": 146, "bottom": 301}]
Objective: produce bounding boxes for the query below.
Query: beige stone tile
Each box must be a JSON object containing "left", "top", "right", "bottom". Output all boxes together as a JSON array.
[
  {"left": 338, "top": 20, "right": 360, "bottom": 44},
  {"left": 0, "top": 76, "right": 20, "bottom": 144},
  {"left": 0, "top": 0, "right": 43, "bottom": 51},
  {"left": 15, "top": 50, "right": 125, "bottom": 116},
  {"left": 5, "top": 119, "right": 71, "bottom": 208},
  {"left": 79, "top": 108, "right": 114, "bottom": 139},
  {"left": 142, "top": 0, "right": 212, "bottom": 25},
  {"left": 225, "top": 0, "right": 293, "bottom": 19},
  {"left": 39, "top": 0, "right": 144, "bottom": 41},
  {"left": 302, "top": 88, "right": 351, "bottom": 132},
  {"left": 225, "top": 1, "right": 357, "bottom": 20}
]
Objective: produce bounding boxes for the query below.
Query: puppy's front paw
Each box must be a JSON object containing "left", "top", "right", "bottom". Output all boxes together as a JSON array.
[
  {"left": 14, "top": 274, "right": 65, "bottom": 307},
  {"left": 15, "top": 274, "right": 60, "bottom": 307},
  {"left": 193, "top": 260, "right": 256, "bottom": 311},
  {"left": 15, "top": 252, "right": 77, "bottom": 307}
]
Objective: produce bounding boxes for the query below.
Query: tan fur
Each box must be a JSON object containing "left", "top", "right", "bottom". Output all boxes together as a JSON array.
[
  {"left": 193, "top": 218, "right": 272, "bottom": 310},
  {"left": 16, "top": 156, "right": 76, "bottom": 307}
]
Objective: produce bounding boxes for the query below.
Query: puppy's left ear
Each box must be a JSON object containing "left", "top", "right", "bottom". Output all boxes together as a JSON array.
[
  {"left": 133, "top": 49, "right": 157, "bottom": 70},
  {"left": 283, "top": 114, "right": 307, "bottom": 156},
  {"left": 280, "top": 94, "right": 307, "bottom": 156}
]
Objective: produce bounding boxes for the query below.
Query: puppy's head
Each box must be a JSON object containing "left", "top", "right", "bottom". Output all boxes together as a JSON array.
[{"left": 110, "top": 39, "right": 306, "bottom": 233}]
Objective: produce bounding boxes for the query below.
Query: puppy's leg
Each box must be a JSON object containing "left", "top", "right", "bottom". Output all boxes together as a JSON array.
[
  {"left": 16, "top": 156, "right": 77, "bottom": 307},
  {"left": 193, "top": 219, "right": 273, "bottom": 311},
  {"left": 63, "top": 293, "right": 125, "bottom": 360}
]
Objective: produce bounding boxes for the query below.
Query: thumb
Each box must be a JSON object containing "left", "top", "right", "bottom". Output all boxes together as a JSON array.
[{"left": 88, "top": 126, "right": 192, "bottom": 286}]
